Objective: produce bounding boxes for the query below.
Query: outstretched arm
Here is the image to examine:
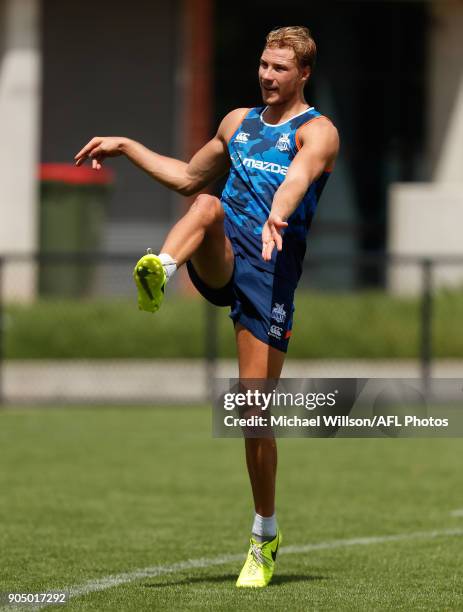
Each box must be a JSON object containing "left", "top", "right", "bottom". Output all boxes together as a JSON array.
[
  {"left": 261, "top": 117, "right": 339, "bottom": 261},
  {"left": 74, "top": 108, "right": 248, "bottom": 197}
]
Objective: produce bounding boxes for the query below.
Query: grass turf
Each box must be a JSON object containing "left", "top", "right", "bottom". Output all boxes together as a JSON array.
[
  {"left": 4, "top": 288, "right": 463, "bottom": 359},
  {"left": 1, "top": 407, "right": 463, "bottom": 610}
]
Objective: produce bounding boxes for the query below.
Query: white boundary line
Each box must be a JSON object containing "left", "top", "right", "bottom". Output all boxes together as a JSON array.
[
  {"left": 2, "top": 527, "right": 463, "bottom": 611},
  {"left": 450, "top": 509, "right": 463, "bottom": 517}
]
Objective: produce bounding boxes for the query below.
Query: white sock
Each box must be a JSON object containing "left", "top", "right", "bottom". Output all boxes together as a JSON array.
[
  {"left": 158, "top": 252, "right": 177, "bottom": 282},
  {"left": 252, "top": 512, "right": 277, "bottom": 541}
]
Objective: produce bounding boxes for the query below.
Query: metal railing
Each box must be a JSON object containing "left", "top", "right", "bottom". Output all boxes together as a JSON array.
[{"left": 0, "top": 252, "right": 462, "bottom": 405}]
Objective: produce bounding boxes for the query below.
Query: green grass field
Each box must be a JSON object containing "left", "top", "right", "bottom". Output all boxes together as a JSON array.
[
  {"left": 4, "top": 288, "right": 463, "bottom": 359},
  {"left": 1, "top": 406, "right": 463, "bottom": 610}
]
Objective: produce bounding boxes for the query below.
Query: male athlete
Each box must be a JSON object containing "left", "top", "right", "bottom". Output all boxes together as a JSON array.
[{"left": 75, "top": 26, "right": 339, "bottom": 588}]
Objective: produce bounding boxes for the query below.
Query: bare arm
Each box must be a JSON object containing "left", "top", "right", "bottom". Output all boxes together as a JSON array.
[
  {"left": 262, "top": 117, "right": 339, "bottom": 261},
  {"left": 74, "top": 108, "right": 248, "bottom": 197}
]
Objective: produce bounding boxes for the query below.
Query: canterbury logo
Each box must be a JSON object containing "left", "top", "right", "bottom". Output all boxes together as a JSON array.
[
  {"left": 243, "top": 158, "right": 288, "bottom": 176},
  {"left": 235, "top": 132, "right": 250, "bottom": 143}
]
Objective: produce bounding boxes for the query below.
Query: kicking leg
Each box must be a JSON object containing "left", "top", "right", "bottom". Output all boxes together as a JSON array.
[
  {"left": 134, "top": 194, "right": 234, "bottom": 311},
  {"left": 161, "top": 194, "right": 234, "bottom": 288}
]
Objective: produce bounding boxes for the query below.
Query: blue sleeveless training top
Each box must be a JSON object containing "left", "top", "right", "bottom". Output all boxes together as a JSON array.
[{"left": 221, "top": 105, "right": 331, "bottom": 283}]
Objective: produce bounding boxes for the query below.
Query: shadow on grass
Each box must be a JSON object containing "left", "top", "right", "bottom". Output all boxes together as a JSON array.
[{"left": 144, "top": 573, "right": 327, "bottom": 588}]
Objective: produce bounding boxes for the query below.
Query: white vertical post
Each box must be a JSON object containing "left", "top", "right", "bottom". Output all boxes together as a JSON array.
[
  {"left": 388, "top": 1, "right": 463, "bottom": 295},
  {"left": 428, "top": 1, "right": 463, "bottom": 183},
  {"left": 0, "top": 0, "right": 41, "bottom": 301}
]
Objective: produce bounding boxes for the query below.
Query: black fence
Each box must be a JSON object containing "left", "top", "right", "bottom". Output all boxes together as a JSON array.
[{"left": 0, "top": 252, "right": 462, "bottom": 405}]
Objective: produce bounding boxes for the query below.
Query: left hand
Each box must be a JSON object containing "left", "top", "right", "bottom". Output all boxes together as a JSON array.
[{"left": 261, "top": 213, "right": 288, "bottom": 261}]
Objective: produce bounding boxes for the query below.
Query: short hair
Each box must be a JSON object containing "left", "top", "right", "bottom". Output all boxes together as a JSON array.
[{"left": 265, "top": 26, "right": 317, "bottom": 71}]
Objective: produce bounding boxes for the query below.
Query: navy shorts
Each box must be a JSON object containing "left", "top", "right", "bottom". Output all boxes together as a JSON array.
[{"left": 186, "top": 253, "right": 296, "bottom": 353}]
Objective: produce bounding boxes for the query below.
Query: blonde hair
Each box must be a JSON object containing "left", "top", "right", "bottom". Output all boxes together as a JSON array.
[{"left": 265, "top": 26, "right": 317, "bottom": 71}]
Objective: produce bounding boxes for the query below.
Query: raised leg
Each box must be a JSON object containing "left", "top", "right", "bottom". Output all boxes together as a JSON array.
[{"left": 161, "top": 194, "right": 234, "bottom": 288}]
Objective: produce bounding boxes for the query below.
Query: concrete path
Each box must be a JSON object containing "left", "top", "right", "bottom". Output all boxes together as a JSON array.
[{"left": 2, "top": 359, "right": 462, "bottom": 404}]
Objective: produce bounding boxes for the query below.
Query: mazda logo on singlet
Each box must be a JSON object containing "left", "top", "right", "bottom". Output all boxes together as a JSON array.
[{"left": 242, "top": 158, "right": 288, "bottom": 176}]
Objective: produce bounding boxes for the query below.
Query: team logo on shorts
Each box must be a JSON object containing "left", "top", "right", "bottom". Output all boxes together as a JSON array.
[
  {"left": 235, "top": 132, "right": 250, "bottom": 143},
  {"left": 275, "top": 133, "right": 290, "bottom": 152},
  {"left": 271, "top": 303, "right": 287, "bottom": 323},
  {"left": 269, "top": 325, "right": 283, "bottom": 338}
]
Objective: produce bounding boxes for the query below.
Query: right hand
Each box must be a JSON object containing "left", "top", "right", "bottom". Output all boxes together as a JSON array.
[
  {"left": 74, "top": 136, "right": 128, "bottom": 170},
  {"left": 261, "top": 213, "right": 288, "bottom": 261}
]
